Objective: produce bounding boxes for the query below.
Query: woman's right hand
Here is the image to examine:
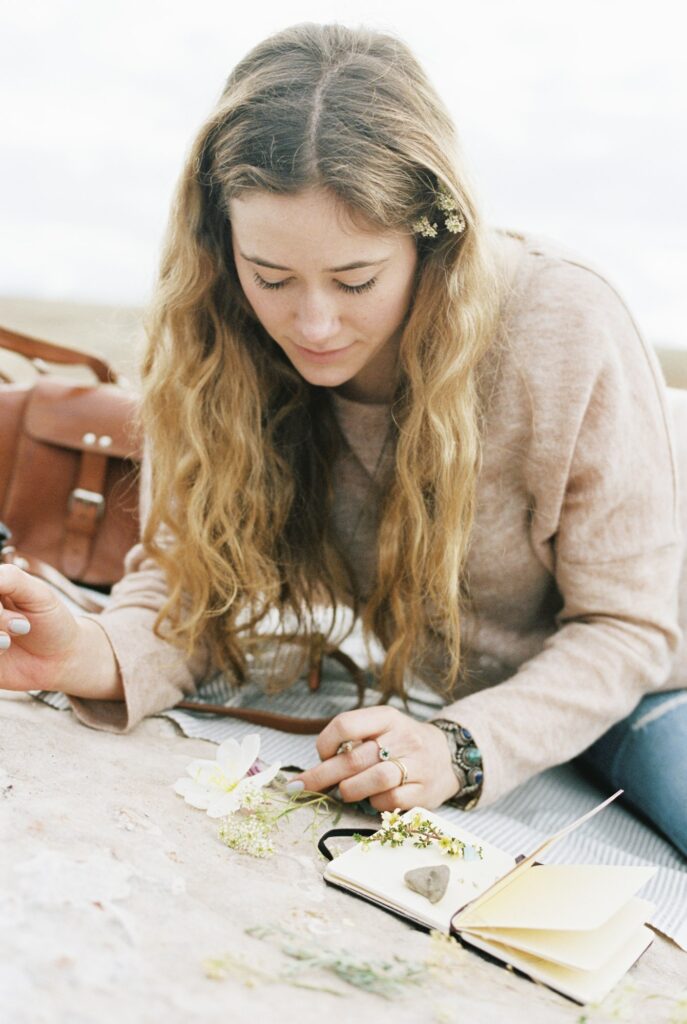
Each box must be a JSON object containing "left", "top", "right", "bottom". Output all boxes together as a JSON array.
[{"left": 0, "top": 564, "right": 121, "bottom": 699}]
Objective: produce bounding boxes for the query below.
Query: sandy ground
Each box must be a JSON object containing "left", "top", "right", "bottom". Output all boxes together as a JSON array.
[
  {"left": 0, "top": 297, "right": 145, "bottom": 382},
  {"left": 1, "top": 296, "right": 686, "bottom": 1021}
]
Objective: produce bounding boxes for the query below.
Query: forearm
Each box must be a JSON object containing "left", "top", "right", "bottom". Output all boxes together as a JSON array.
[
  {"left": 442, "top": 582, "right": 681, "bottom": 807},
  {"left": 64, "top": 602, "right": 211, "bottom": 733}
]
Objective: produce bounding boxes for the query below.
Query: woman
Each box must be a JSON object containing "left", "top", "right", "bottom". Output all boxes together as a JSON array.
[{"left": 0, "top": 24, "right": 685, "bottom": 851}]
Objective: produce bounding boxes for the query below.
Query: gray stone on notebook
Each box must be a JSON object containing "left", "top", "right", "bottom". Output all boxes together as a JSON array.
[{"left": 404, "top": 864, "right": 450, "bottom": 904}]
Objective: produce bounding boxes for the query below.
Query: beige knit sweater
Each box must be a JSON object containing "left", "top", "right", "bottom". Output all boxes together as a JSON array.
[{"left": 68, "top": 231, "right": 686, "bottom": 807}]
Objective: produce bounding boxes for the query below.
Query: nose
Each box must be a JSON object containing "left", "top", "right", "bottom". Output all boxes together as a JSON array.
[{"left": 293, "top": 292, "right": 340, "bottom": 349}]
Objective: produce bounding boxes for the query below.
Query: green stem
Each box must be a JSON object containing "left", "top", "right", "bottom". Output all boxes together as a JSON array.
[{"left": 271, "top": 795, "right": 332, "bottom": 822}]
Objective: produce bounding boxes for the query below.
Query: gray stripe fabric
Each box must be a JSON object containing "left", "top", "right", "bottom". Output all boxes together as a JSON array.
[{"left": 33, "top": 671, "right": 687, "bottom": 949}]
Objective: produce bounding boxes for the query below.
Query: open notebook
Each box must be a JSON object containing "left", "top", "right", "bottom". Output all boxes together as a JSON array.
[{"left": 320, "top": 792, "right": 656, "bottom": 1004}]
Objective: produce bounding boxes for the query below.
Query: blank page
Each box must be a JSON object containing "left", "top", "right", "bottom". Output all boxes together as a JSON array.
[
  {"left": 454, "top": 863, "right": 656, "bottom": 932},
  {"left": 462, "top": 896, "right": 654, "bottom": 970}
]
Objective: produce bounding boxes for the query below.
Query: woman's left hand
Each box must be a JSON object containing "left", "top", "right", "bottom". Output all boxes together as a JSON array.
[{"left": 293, "top": 706, "right": 460, "bottom": 811}]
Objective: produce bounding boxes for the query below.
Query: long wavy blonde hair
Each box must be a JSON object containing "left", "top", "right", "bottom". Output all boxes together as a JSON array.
[{"left": 142, "top": 22, "right": 503, "bottom": 698}]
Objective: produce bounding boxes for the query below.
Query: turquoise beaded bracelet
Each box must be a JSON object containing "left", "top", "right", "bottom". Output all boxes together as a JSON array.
[{"left": 430, "top": 718, "right": 484, "bottom": 810}]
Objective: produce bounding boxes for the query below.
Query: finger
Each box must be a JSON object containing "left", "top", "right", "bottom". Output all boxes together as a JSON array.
[
  {"left": 369, "top": 784, "right": 425, "bottom": 813},
  {"left": 316, "top": 706, "right": 405, "bottom": 760},
  {"left": 0, "top": 565, "right": 57, "bottom": 616},
  {"left": 0, "top": 631, "right": 10, "bottom": 653},
  {"left": 0, "top": 591, "right": 20, "bottom": 610},
  {"left": 338, "top": 759, "right": 414, "bottom": 803},
  {"left": 0, "top": 611, "right": 31, "bottom": 638},
  {"left": 296, "top": 739, "right": 379, "bottom": 794}
]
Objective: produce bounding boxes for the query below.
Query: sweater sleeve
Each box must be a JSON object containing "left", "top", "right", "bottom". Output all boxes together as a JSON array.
[
  {"left": 67, "top": 451, "right": 213, "bottom": 733},
  {"left": 438, "top": 257, "right": 683, "bottom": 806}
]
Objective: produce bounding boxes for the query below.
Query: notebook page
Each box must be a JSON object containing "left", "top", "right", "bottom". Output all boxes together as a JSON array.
[
  {"left": 324, "top": 808, "right": 515, "bottom": 932},
  {"left": 462, "top": 896, "right": 654, "bottom": 971},
  {"left": 461, "top": 925, "right": 654, "bottom": 1005},
  {"left": 451, "top": 789, "right": 624, "bottom": 928},
  {"left": 454, "top": 863, "right": 656, "bottom": 931}
]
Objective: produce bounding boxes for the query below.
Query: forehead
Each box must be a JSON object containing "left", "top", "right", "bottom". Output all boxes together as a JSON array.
[{"left": 229, "top": 188, "right": 399, "bottom": 267}]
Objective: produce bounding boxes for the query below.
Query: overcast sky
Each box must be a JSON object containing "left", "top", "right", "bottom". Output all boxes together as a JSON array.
[{"left": 2, "top": 0, "right": 686, "bottom": 347}]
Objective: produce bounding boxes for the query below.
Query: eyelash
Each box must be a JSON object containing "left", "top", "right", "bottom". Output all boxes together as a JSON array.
[{"left": 252, "top": 272, "right": 378, "bottom": 295}]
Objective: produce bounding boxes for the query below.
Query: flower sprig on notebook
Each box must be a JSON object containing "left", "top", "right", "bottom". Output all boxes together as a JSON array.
[{"left": 354, "top": 810, "right": 483, "bottom": 860}]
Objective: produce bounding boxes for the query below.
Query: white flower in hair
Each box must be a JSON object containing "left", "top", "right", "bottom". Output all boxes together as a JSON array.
[
  {"left": 412, "top": 186, "right": 466, "bottom": 238},
  {"left": 411, "top": 215, "right": 439, "bottom": 238},
  {"left": 444, "top": 210, "right": 466, "bottom": 234},
  {"left": 435, "top": 187, "right": 457, "bottom": 213},
  {"left": 436, "top": 186, "right": 466, "bottom": 234}
]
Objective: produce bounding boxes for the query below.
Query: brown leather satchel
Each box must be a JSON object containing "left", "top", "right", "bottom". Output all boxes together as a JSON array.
[
  {"left": 0, "top": 323, "right": 369, "bottom": 732},
  {"left": 0, "top": 324, "right": 142, "bottom": 604}
]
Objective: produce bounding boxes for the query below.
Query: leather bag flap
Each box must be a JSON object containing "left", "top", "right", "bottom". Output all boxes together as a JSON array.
[{"left": 23, "top": 378, "right": 142, "bottom": 460}]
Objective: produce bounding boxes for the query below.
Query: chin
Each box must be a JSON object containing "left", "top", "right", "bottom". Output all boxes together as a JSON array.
[
  {"left": 299, "top": 367, "right": 355, "bottom": 389},
  {"left": 288, "top": 357, "right": 355, "bottom": 388}
]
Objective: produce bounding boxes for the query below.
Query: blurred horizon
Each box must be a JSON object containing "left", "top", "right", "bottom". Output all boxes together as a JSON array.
[{"left": 2, "top": 0, "right": 686, "bottom": 347}]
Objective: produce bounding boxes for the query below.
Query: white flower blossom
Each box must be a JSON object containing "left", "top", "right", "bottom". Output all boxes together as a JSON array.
[
  {"left": 411, "top": 216, "right": 438, "bottom": 238},
  {"left": 381, "top": 809, "right": 401, "bottom": 828},
  {"left": 173, "top": 734, "right": 280, "bottom": 818},
  {"left": 444, "top": 210, "right": 466, "bottom": 234},
  {"left": 413, "top": 188, "right": 466, "bottom": 238}
]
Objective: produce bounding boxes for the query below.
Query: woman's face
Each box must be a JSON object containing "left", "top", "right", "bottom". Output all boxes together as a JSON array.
[{"left": 229, "top": 188, "right": 418, "bottom": 403}]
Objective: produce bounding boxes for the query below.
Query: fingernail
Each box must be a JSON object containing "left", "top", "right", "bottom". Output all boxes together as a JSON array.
[
  {"left": 9, "top": 619, "right": 31, "bottom": 636},
  {"left": 285, "top": 780, "right": 305, "bottom": 794},
  {"left": 0, "top": 634, "right": 10, "bottom": 650}
]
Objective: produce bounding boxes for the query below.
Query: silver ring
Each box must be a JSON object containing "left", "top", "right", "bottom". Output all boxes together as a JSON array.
[{"left": 389, "top": 757, "right": 409, "bottom": 786}]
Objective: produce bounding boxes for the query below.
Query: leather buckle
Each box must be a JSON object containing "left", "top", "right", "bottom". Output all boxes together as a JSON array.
[{"left": 68, "top": 488, "right": 105, "bottom": 520}]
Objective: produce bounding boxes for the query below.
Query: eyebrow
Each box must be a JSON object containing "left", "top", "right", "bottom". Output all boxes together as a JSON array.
[{"left": 240, "top": 253, "right": 389, "bottom": 273}]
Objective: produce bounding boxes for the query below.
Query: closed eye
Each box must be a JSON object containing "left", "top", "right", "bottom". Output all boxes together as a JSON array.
[
  {"left": 252, "top": 272, "right": 378, "bottom": 295},
  {"left": 253, "top": 272, "right": 288, "bottom": 291},
  {"left": 337, "top": 277, "right": 377, "bottom": 294}
]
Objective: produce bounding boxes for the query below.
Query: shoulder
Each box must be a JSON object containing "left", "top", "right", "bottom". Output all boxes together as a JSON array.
[{"left": 488, "top": 228, "right": 665, "bottom": 405}]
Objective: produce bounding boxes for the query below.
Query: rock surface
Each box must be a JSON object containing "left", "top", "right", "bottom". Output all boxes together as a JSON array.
[{"left": 1, "top": 691, "right": 686, "bottom": 1024}]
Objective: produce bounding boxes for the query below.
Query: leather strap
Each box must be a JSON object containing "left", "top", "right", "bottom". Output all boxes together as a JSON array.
[
  {"left": 175, "top": 642, "right": 371, "bottom": 733},
  {"left": 1, "top": 529, "right": 370, "bottom": 735},
  {"left": 1, "top": 546, "right": 107, "bottom": 614},
  {"left": 174, "top": 701, "right": 337, "bottom": 734},
  {"left": 62, "top": 449, "right": 110, "bottom": 579},
  {"left": 0, "top": 324, "right": 116, "bottom": 383},
  {"left": 318, "top": 827, "right": 377, "bottom": 860}
]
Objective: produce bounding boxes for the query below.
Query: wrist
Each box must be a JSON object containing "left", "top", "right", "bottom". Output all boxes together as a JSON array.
[
  {"left": 57, "top": 617, "right": 124, "bottom": 701},
  {"left": 430, "top": 718, "right": 484, "bottom": 810}
]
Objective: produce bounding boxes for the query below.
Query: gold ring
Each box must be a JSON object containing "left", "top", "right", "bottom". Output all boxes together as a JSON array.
[
  {"left": 336, "top": 740, "right": 356, "bottom": 755},
  {"left": 389, "top": 757, "right": 409, "bottom": 786}
]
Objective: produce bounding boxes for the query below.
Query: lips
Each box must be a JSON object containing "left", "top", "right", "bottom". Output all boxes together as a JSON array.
[{"left": 293, "top": 341, "right": 354, "bottom": 360}]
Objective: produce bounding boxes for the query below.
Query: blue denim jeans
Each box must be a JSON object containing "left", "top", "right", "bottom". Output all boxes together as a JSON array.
[{"left": 577, "top": 689, "right": 687, "bottom": 858}]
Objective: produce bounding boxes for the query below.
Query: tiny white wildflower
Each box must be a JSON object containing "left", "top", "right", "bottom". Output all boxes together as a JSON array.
[
  {"left": 435, "top": 187, "right": 457, "bottom": 213},
  {"left": 444, "top": 210, "right": 466, "bottom": 234},
  {"left": 173, "top": 734, "right": 280, "bottom": 818},
  {"left": 381, "top": 810, "right": 401, "bottom": 828},
  {"left": 411, "top": 216, "right": 438, "bottom": 238},
  {"left": 218, "top": 813, "right": 276, "bottom": 858}
]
